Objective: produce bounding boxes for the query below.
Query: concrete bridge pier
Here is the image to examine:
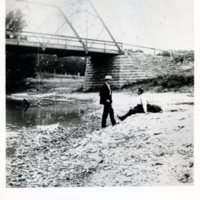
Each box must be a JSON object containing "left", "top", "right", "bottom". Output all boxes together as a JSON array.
[{"left": 83, "top": 54, "right": 155, "bottom": 91}]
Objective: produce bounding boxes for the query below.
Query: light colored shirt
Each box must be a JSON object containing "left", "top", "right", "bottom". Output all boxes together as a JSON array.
[{"left": 137, "top": 93, "right": 148, "bottom": 113}]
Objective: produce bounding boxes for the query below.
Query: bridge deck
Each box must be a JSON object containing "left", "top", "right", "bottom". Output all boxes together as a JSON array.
[{"left": 6, "top": 31, "right": 123, "bottom": 56}]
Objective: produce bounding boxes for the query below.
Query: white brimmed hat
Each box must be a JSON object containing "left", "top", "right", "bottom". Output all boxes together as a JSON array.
[{"left": 105, "top": 75, "right": 112, "bottom": 80}]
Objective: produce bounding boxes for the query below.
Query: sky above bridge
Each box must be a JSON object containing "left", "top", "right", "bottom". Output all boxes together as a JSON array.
[{"left": 6, "top": 0, "right": 193, "bottom": 51}]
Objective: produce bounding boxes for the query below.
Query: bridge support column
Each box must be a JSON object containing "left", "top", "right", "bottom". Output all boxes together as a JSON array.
[
  {"left": 83, "top": 54, "right": 156, "bottom": 91},
  {"left": 83, "top": 55, "right": 120, "bottom": 91}
]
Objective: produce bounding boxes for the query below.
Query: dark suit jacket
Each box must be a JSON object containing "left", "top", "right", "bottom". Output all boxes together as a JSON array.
[{"left": 99, "top": 83, "right": 112, "bottom": 105}]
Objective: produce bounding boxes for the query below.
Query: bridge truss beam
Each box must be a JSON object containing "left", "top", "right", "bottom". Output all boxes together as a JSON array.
[
  {"left": 9, "top": 0, "right": 123, "bottom": 55},
  {"left": 88, "top": 0, "right": 123, "bottom": 54},
  {"left": 13, "top": 0, "right": 89, "bottom": 55}
]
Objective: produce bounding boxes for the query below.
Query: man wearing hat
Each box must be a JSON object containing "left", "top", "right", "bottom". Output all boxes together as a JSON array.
[{"left": 99, "top": 75, "right": 116, "bottom": 128}]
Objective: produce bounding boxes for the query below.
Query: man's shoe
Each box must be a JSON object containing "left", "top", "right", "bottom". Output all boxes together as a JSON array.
[
  {"left": 113, "top": 122, "right": 119, "bottom": 126},
  {"left": 117, "top": 115, "right": 123, "bottom": 121}
]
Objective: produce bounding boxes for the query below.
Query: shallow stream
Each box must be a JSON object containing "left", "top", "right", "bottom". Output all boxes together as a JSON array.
[{"left": 6, "top": 98, "right": 94, "bottom": 130}]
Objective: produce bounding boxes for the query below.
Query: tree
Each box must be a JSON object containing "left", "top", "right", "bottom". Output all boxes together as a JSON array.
[
  {"left": 6, "top": 9, "right": 27, "bottom": 39},
  {"left": 36, "top": 55, "right": 86, "bottom": 76},
  {"left": 6, "top": 53, "right": 37, "bottom": 92},
  {"left": 6, "top": 9, "right": 37, "bottom": 92}
]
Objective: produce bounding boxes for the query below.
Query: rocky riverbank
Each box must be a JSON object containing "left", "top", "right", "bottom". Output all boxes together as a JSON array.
[{"left": 6, "top": 92, "right": 193, "bottom": 187}]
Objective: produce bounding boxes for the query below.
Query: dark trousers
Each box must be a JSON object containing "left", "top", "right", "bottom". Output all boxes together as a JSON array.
[
  {"left": 120, "top": 104, "right": 144, "bottom": 121},
  {"left": 102, "top": 103, "right": 116, "bottom": 128}
]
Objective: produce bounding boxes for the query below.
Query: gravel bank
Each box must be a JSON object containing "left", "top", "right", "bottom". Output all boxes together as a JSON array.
[{"left": 6, "top": 92, "right": 193, "bottom": 187}]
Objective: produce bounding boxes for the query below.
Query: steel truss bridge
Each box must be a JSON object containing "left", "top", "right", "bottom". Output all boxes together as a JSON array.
[
  {"left": 6, "top": 30, "right": 123, "bottom": 56},
  {"left": 6, "top": 0, "right": 124, "bottom": 56},
  {"left": 6, "top": 0, "right": 165, "bottom": 56}
]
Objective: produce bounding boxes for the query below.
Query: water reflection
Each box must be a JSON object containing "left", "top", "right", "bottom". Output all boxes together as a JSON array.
[{"left": 6, "top": 98, "right": 91, "bottom": 129}]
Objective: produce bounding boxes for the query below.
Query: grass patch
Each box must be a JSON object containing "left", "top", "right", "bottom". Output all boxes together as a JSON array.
[{"left": 121, "top": 74, "right": 194, "bottom": 93}]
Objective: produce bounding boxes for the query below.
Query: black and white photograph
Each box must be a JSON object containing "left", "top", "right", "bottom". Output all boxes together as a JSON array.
[{"left": 1, "top": 0, "right": 200, "bottom": 199}]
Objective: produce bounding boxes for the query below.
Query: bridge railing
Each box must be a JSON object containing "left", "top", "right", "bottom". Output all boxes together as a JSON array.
[{"left": 6, "top": 30, "right": 123, "bottom": 53}]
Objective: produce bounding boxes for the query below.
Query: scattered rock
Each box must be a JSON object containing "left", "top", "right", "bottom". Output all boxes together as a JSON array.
[
  {"left": 152, "top": 163, "right": 163, "bottom": 166},
  {"left": 6, "top": 147, "right": 16, "bottom": 157},
  {"left": 178, "top": 173, "right": 192, "bottom": 183},
  {"left": 154, "top": 152, "right": 165, "bottom": 157},
  {"left": 153, "top": 132, "right": 161, "bottom": 136},
  {"left": 189, "top": 162, "right": 194, "bottom": 168}
]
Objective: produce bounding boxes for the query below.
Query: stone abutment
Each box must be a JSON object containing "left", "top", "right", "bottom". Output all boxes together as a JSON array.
[{"left": 83, "top": 54, "right": 174, "bottom": 91}]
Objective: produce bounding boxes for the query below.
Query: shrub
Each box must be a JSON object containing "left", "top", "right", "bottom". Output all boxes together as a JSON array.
[{"left": 161, "top": 51, "right": 171, "bottom": 57}]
